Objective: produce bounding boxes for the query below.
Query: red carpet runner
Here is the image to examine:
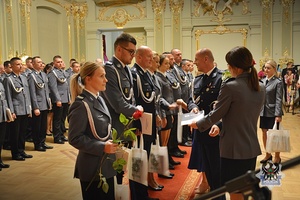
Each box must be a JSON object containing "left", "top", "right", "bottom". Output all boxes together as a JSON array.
[{"left": 148, "top": 146, "right": 200, "bottom": 200}]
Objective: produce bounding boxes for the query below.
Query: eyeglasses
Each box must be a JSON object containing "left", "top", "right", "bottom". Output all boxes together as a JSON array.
[{"left": 120, "top": 46, "right": 136, "bottom": 56}]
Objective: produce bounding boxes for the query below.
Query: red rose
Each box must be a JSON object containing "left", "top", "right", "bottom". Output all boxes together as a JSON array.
[{"left": 132, "top": 110, "right": 143, "bottom": 120}]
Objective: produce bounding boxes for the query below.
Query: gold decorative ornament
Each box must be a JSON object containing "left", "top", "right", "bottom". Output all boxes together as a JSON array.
[
  {"left": 5, "top": 0, "right": 12, "bottom": 21},
  {"left": 259, "top": 48, "right": 272, "bottom": 69},
  {"left": 195, "top": 25, "right": 248, "bottom": 49},
  {"left": 193, "top": 0, "right": 251, "bottom": 22},
  {"left": 260, "top": 0, "right": 275, "bottom": 26},
  {"left": 280, "top": 0, "right": 295, "bottom": 24},
  {"left": 98, "top": 4, "right": 145, "bottom": 28},
  {"left": 94, "top": 0, "right": 145, "bottom": 7},
  {"left": 151, "top": 0, "right": 166, "bottom": 30},
  {"left": 278, "top": 49, "right": 294, "bottom": 68},
  {"left": 169, "top": 0, "right": 184, "bottom": 32}
]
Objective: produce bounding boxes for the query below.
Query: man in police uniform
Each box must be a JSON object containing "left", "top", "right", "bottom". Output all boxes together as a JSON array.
[
  {"left": 3, "top": 57, "right": 32, "bottom": 161},
  {"left": 186, "top": 48, "right": 224, "bottom": 199},
  {"left": 101, "top": 33, "right": 144, "bottom": 184},
  {"left": 130, "top": 46, "right": 159, "bottom": 200},
  {"left": 28, "top": 56, "right": 53, "bottom": 151},
  {"left": 48, "top": 55, "right": 70, "bottom": 144}
]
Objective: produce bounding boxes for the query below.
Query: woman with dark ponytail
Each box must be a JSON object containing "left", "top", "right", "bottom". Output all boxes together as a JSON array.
[{"left": 190, "top": 46, "right": 266, "bottom": 200}]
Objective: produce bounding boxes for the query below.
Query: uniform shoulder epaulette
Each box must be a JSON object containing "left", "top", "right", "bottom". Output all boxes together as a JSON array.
[
  {"left": 217, "top": 69, "right": 225, "bottom": 74},
  {"left": 223, "top": 77, "right": 235, "bottom": 83},
  {"left": 76, "top": 95, "right": 85, "bottom": 100},
  {"left": 105, "top": 61, "right": 113, "bottom": 66}
]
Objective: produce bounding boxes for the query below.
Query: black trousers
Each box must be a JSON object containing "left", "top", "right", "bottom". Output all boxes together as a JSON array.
[
  {"left": 80, "top": 177, "right": 115, "bottom": 200},
  {"left": 200, "top": 142, "right": 225, "bottom": 200},
  {"left": 168, "top": 114, "right": 179, "bottom": 152},
  {"left": 52, "top": 103, "right": 68, "bottom": 141},
  {"left": 31, "top": 110, "right": 48, "bottom": 147},
  {"left": 10, "top": 115, "right": 28, "bottom": 156}
]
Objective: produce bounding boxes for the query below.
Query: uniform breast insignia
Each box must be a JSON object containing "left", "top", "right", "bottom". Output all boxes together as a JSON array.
[
  {"left": 146, "top": 92, "right": 150, "bottom": 98},
  {"left": 124, "top": 87, "right": 129, "bottom": 94}
]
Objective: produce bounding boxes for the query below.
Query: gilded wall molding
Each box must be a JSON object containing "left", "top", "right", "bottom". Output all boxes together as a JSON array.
[
  {"left": 193, "top": 0, "right": 251, "bottom": 25},
  {"left": 98, "top": 4, "right": 145, "bottom": 28},
  {"left": 169, "top": 0, "right": 184, "bottom": 32},
  {"left": 260, "top": 0, "right": 274, "bottom": 26},
  {"left": 19, "top": 0, "right": 31, "bottom": 24},
  {"left": 151, "top": 0, "right": 166, "bottom": 31},
  {"left": 280, "top": 0, "right": 295, "bottom": 24},
  {"left": 259, "top": 48, "right": 272, "bottom": 69},
  {"left": 278, "top": 49, "right": 294, "bottom": 68},
  {"left": 195, "top": 25, "right": 248, "bottom": 49},
  {"left": 5, "top": 0, "right": 13, "bottom": 21}
]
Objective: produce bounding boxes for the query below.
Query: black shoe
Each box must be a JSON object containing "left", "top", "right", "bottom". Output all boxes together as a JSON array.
[
  {"left": 3, "top": 145, "right": 11, "bottom": 150},
  {"left": 260, "top": 155, "right": 272, "bottom": 164},
  {"left": 35, "top": 146, "right": 46, "bottom": 152},
  {"left": 158, "top": 174, "right": 173, "bottom": 179},
  {"left": 170, "top": 159, "right": 181, "bottom": 165},
  {"left": 180, "top": 141, "right": 192, "bottom": 147},
  {"left": 12, "top": 155, "right": 25, "bottom": 161},
  {"left": 170, "top": 173, "right": 174, "bottom": 177},
  {"left": 169, "top": 163, "right": 175, "bottom": 170},
  {"left": 43, "top": 143, "right": 54, "bottom": 149},
  {"left": 61, "top": 136, "right": 68, "bottom": 141},
  {"left": 0, "top": 162, "right": 10, "bottom": 168},
  {"left": 148, "top": 186, "right": 162, "bottom": 191},
  {"left": 170, "top": 151, "right": 184, "bottom": 158},
  {"left": 157, "top": 184, "right": 164, "bottom": 189},
  {"left": 21, "top": 152, "right": 33, "bottom": 158},
  {"left": 177, "top": 148, "right": 187, "bottom": 155},
  {"left": 54, "top": 139, "right": 65, "bottom": 144}
]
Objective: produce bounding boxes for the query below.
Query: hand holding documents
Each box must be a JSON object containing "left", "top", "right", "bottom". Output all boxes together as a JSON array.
[{"left": 180, "top": 110, "right": 204, "bottom": 126}]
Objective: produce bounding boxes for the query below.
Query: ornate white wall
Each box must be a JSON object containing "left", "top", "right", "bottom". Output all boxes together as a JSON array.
[{"left": 0, "top": 0, "right": 299, "bottom": 71}]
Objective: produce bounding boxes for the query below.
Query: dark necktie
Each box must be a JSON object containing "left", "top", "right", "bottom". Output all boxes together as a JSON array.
[
  {"left": 266, "top": 79, "right": 269, "bottom": 86},
  {"left": 97, "top": 96, "right": 105, "bottom": 108},
  {"left": 203, "top": 74, "right": 208, "bottom": 81}
]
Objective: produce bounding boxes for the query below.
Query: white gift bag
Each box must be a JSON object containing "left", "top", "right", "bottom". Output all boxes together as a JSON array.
[
  {"left": 266, "top": 122, "right": 291, "bottom": 153},
  {"left": 148, "top": 134, "right": 170, "bottom": 176},
  {"left": 127, "top": 135, "right": 148, "bottom": 186},
  {"left": 114, "top": 176, "right": 129, "bottom": 200}
]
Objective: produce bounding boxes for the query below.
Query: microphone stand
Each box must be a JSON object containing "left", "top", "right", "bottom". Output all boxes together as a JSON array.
[{"left": 195, "top": 156, "right": 300, "bottom": 200}]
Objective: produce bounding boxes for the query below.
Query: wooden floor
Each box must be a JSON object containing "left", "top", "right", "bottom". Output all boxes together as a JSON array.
[{"left": 0, "top": 107, "right": 299, "bottom": 200}]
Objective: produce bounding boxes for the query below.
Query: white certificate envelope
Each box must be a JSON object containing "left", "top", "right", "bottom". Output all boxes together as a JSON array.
[
  {"left": 180, "top": 110, "right": 204, "bottom": 126},
  {"left": 140, "top": 112, "right": 152, "bottom": 135}
]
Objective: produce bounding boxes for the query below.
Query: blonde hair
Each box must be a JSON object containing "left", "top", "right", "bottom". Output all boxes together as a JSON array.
[
  {"left": 70, "top": 61, "right": 103, "bottom": 103},
  {"left": 265, "top": 59, "right": 278, "bottom": 77}
]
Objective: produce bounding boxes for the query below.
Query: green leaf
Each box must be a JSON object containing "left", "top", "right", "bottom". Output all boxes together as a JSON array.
[
  {"left": 112, "top": 128, "right": 118, "bottom": 141},
  {"left": 119, "top": 113, "right": 129, "bottom": 125},
  {"left": 129, "top": 131, "right": 137, "bottom": 141},
  {"left": 102, "top": 182, "right": 109, "bottom": 193}
]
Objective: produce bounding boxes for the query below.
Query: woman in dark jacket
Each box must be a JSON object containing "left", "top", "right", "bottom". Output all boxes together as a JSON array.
[
  {"left": 259, "top": 59, "right": 283, "bottom": 164},
  {"left": 68, "top": 61, "right": 118, "bottom": 200}
]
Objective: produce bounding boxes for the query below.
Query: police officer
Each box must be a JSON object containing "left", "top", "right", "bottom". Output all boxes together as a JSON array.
[
  {"left": 28, "top": 56, "right": 53, "bottom": 151},
  {"left": 100, "top": 33, "right": 143, "bottom": 185},
  {"left": 4, "top": 57, "right": 32, "bottom": 161},
  {"left": 179, "top": 48, "right": 224, "bottom": 199},
  {"left": 48, "top": 55, "right": 70, "bottom": 144}
]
